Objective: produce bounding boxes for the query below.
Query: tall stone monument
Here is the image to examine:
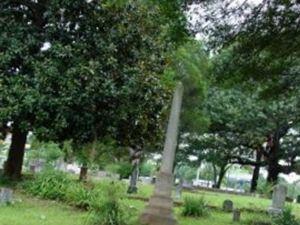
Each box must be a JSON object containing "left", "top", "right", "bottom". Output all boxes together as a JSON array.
[
  {"left": 268, "top": 184, "right": 287, "bottom": 215},
  {"left": 140, "top": 82, "right": 184, "bottom": 225}
]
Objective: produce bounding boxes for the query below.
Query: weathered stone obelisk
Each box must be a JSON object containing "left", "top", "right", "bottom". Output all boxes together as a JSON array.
[{"left": 140, "top": 82, "right": 184, "bottom": 225}]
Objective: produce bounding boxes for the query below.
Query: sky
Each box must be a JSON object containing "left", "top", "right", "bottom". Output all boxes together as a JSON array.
[{"left": 186, "top": 0, "right": 263, "bottom": 40}]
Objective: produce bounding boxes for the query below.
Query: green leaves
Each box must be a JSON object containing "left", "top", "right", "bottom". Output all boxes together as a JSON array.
[{"left": 1, "top": 0, "right": 188, "bottom": 168}]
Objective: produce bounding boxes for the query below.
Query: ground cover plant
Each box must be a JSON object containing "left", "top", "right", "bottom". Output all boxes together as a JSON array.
[
  {"left": 2, "top": 173, "right": 294, "bottom": 225},
  {"left": 133, "top": 183, "right": 300, "bottom": 215},
  {"left": 181, "top": 196, "right": 210, "bottom": 217},
  {"left": 0, "top": 189, "right": 272, "bottom": 225}
]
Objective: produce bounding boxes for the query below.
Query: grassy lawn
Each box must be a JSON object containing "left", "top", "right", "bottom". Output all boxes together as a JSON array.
[
  {"left": 135, "top": 183, "right": 300, "bottom": 216},
  {"left": 0, "top": 192, "right": 88, "bottom": 225},
  {"left": 1, "top": 181, "right": 299, "bottom": 225},
  {"left": 0, "top": 190, "right": 270, "bottom": 225},
  {"left": 125, "top": 198, "right": 270, "bottom": 225}
]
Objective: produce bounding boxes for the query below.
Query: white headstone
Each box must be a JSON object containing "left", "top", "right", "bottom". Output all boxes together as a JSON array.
[{"left": 268, "top": 184, "right": 287, "bottom": 215}]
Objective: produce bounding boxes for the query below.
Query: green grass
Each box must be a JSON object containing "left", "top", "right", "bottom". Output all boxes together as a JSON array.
[
  {"left": 0, "top": 192, "right": 88, "bottom": 225},
  {"left": 135, "top": 183, "right": 300, "bottom": 216},
  {"left": 125, "top": 198, "right": 271, "bottom": 225},
  {"left": 1, "top": 180, "right": 299, "bottom": 225},
  {"left": 0, "top": 190, "right": 270, "bottom": 225}
]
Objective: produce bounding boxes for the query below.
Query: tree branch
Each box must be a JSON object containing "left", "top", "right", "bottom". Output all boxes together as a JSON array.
[{"left": 230, "top": 155, "right": 267, "bottom": 166}]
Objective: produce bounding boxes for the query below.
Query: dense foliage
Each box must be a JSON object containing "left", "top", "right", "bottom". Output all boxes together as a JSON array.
[{"left": 0, "top": 0, "right": 188, "bottom": 179}]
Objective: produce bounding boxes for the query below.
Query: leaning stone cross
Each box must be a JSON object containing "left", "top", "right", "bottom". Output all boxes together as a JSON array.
[{"left": 140, "top": 82, "right": 184, "bottom": 225}]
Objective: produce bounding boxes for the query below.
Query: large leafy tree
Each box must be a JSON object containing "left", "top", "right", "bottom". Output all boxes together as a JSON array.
[
  {"left": 207, "top": 87, "right": 300, "bottom": 184},
  {"left": 0, "top": 0, "right": 187, "bottom": 179},
  {"left": 192, "top": 0, "right": 300, "bottom": 95},
  {"left": 180, "top": 85, "right": 300, "bottom": 191},
  {"left": 189, "top": 0, "right": 300, "bottom": 186}
]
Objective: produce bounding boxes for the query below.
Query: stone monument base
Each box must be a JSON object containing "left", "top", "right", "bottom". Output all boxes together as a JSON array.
[
  {"left": 268, "top": 207, "right": 282, "bottom": 216},
  {"left": 139, "top": 172, "right": 177, "bottom": 225},
  {"left": 140, "top": 208, "right": 176, "bottom": 225}
]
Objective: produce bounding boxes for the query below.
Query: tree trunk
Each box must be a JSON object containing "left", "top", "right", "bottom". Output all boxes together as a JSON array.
[
  {"left": 266, "top": 136, "right": 281, "bottom": 184},
  {"left": 250, "top": 149, "right": 262, "bottom": 193},
  {"left": 4, "top": 126, "right": 27, "bottom": 180},
  {"left": 215, "top": 165, "right": 227, "bottom": 189},
  {"left": 212, "top": 163, "right": 218, "bottom": 187},
  {"left": 79, "top": 165, "right": 88, "bottom": 181},
  {"left": 127, "top": 162, "right": 139, "bottom": 194},
  {"left": 267, "top": 163, "right": 280, "bottom": 184}
]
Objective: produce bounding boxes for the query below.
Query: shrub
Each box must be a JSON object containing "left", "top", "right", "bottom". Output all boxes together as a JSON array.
[
  {"left": 272, "top": 206, "right": 300, "bottom": 225},
  {"left": 257, "top": 181, "right": 273, "bottom": 198},
  {"left": 182, "top": 196, "right": 209, "bottom": 217},
  {"left": 65, "top": 182, "right": 91, "bottom": 209},
  {"left": 117, "top": 162, "right": 132, "bottom": 180},
  {"left": 23, "top": 169, "right": 73, "bottom": 201},
  {"left": 139, "top": 162, "right": 155, "bottom": 177},
  {"left": 23, "top": 171, "right": 133, "bottom": 224},
  {"left": 87, "top": 181, "right": 130, "bottom": 225}
]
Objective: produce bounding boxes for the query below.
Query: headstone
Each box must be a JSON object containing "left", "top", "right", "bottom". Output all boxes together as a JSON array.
[
  {"left": 151, "top": 176, "right": 156, "bottom": 184},
  {"left": 268, "top": 184, "right": 287, "bottom": 215},
  {"left": 140, "top": 82, "right": 183, "bottom": 225},
  {"left": 29, "top": 164, "right": 36, "bottom": 174},
  {"left": 182, "top": 180, "right": 194, "bottom": 190},
  {"left": 297, "top": 195, "right": 300, "bottom": 204},
  {"left": 55, "top": 158, "right": 67, "bottom": 171},
  {"left": 140, "top": 177, "right": 152, "bottom": 185},
  {"left": 223, "top": 200, "right": 233, "bottom": 212},
  {"left": 0, "top": 188, "right": 13, "bottom": 205},
  {"left": 175, "top": 178, "right": 183, "bottom": 200},
  {"left": 34, "top": 159, "right": 46, "bottom": 173},
  {"left": 232, "top": 209, "right": 241, "bottom": 222}
]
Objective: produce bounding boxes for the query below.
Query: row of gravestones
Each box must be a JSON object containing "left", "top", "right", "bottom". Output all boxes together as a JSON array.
[{"left": 222, "top": 184, "right": 300, "bottom": 223}]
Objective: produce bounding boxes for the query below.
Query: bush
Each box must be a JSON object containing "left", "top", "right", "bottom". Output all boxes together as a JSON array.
[
  {"left": 23, "top": 170, "right": 132, "bottom": 225},
  {"left": 139, "top": 162, "right": 155, "bottom": 177},
  {"left": 182, "top": 196, "right": 209, "bottom": 217},
  {"left": 272, "top": 206, "right": 300, "bottom": 225},
  {"left": 177, "top": 165, "right": 198, "bottom": 182},
  {"left": 87, "top": 181, "right": 129, "bottom": 225},
  {"left": 65, "top": 182, "right": 91, "bottom": 209},
  {"left": 117, "top": 162, "right": 132, "bottom": 180},
  {"left": 257, "top": 181, "right": 273, "bottom": 198},
  {"left": 23, "top": 169, "right": 73, "bottom": 201},
  {"left": 105, "top": 163, "right": 132, "bottom": 180}
]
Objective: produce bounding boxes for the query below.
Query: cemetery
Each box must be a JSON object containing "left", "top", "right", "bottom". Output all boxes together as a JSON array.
[{"left": 1, "top": 0, "right": 300, "bottom": 225}]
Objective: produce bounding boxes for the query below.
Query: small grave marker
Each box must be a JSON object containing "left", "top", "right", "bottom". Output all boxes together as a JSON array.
[
  {"left": 223, "top": 199, "right": 233, "bottom": 212},
  {"left": 232, "top": 209, "right": 241, "bottom": 222},
  {"left": 0, "top": 188, "right": 13, "bottom": 205}
]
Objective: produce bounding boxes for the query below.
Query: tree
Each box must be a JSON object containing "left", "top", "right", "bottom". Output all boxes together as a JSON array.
[
  {"left": 192, "top": 0, "right": 300, "bottom": 96},
  {"left": 186, "top": 0, "right": 300, "bottom": 188},
  {"left": 0, "top": 0, "right": 188, "bottom": 180},
  {"left": 220, "top": 89, "right": 299, "bottom": 184},
  {"left": 0, "top": 0, "right": 47, "bottom": 178},
  {"left": 163, "top": 40, "right": 211, "bottom": 188}
]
